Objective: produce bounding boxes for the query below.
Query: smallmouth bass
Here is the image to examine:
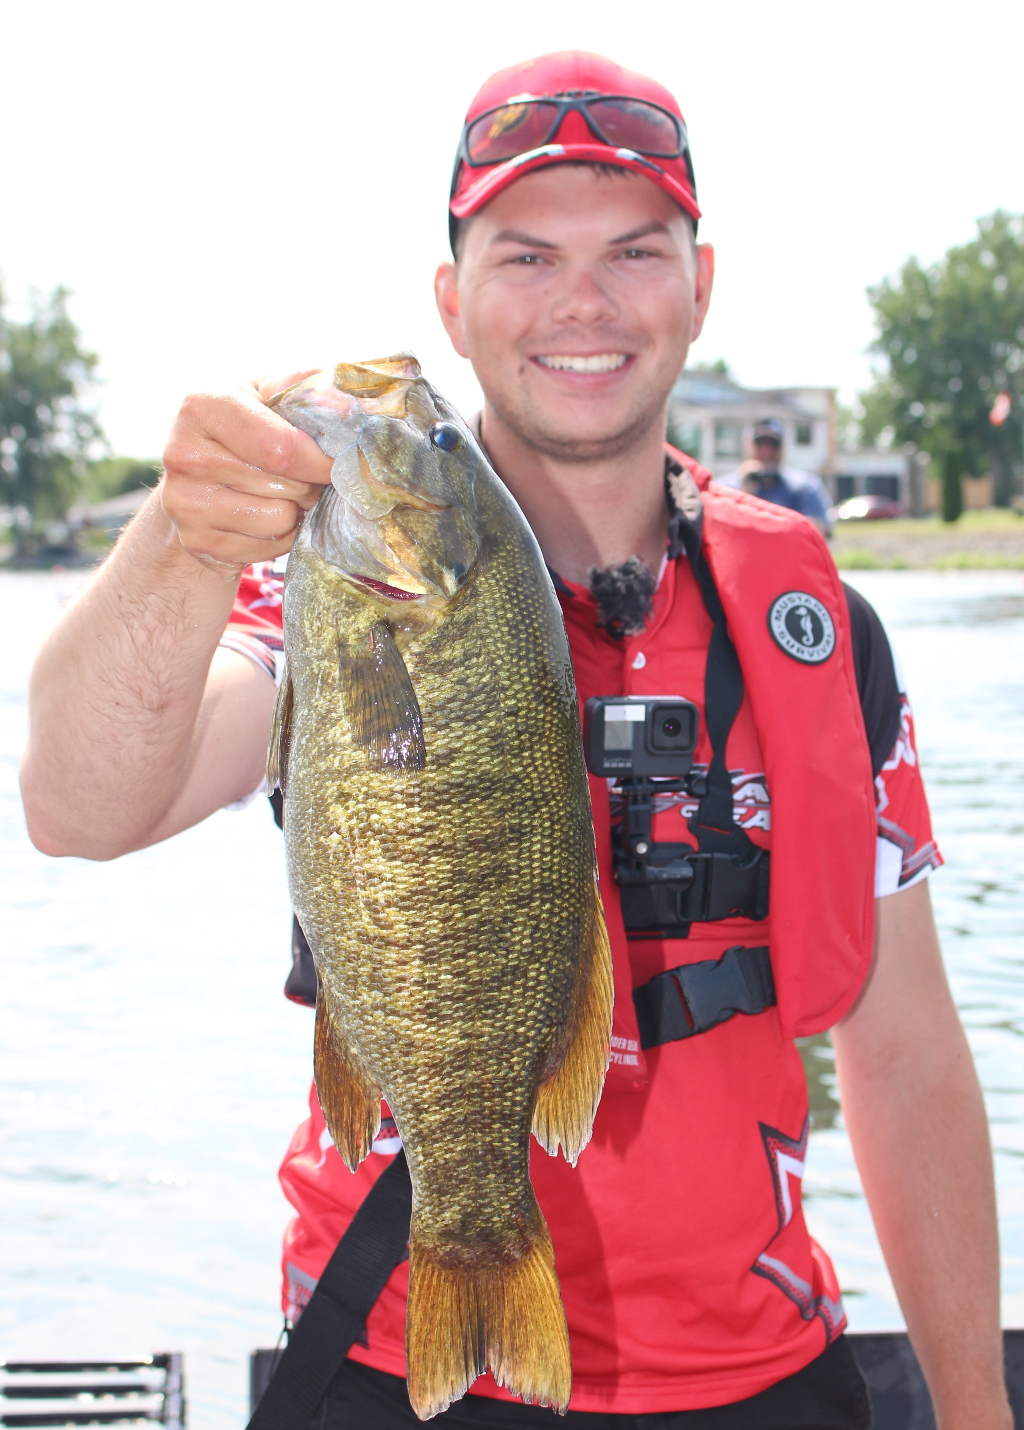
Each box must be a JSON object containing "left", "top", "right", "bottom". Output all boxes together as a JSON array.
[{"left": 267, "top": 354, "right": 612, "bottom": 1419}]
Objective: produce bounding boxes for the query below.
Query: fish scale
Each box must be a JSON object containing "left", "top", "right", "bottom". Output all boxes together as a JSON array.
[{"left": 268, "top": 355, "right": 612, "bottom": 1420}]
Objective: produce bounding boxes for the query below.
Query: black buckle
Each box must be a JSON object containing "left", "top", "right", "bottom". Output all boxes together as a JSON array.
[
  {"left": 632, "top": 945, "right": 776, "bottom": 1050},
  {"left": 685, "top": 850, "right": 770, "bottom": 923},
  {"left": 617, "top": 849, "right": 770, "bottom": 938}
]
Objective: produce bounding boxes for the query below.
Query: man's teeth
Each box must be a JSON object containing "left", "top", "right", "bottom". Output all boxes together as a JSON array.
[{"left": 536, "top": 353, "right": 628, "bottom": 373}]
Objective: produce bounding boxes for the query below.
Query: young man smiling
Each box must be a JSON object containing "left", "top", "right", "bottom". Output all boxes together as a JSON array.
[{"left": 21, "top": 51, "right": 1011, "bottom": 1430}]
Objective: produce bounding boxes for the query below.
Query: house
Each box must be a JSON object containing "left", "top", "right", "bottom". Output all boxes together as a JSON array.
[{"left": 666, "top": 369, "right": 835, "bottom": 484}]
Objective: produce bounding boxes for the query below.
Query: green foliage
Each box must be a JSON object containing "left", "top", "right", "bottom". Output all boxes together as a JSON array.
[
  {"left": 0, "top": 283, "right": 104, "bottom": 531},
  {"left": 940, "top": 449, "right": 964, "bottom": 523},
  {"left": 691, "top": 358, "right": 733, "bottom": 378},
  {"left": 861, "top": 211, "right": 1024, "bottom": 506},
  {"left": 83, "top": 456, "right": 160, "bottom": 503}
]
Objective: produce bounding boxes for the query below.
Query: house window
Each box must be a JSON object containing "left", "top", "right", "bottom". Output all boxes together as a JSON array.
[
  {"left": 795, "top": 422, "right": 813, "bottom": 446},
  {"left": 865, "top": 475, "right": 901, "bottom": 502},
  {"left": 714, "top": 422, "right": 742, "bottom": 457},
  {"left": 835, "top": 475, "right": 856, "bottom": 502},
  {"left": 668, "top": 421, "right": 702, "bottom": 461}
]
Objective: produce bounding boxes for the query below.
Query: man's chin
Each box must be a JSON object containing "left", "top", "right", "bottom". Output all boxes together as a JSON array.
[{"left": 491, "top": 399, "right": 663, "bottom": 464}]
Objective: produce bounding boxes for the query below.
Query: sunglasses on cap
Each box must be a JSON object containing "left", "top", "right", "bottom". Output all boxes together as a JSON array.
[{"left": 456, "top": 91, "right": 690, "bottom": 169}]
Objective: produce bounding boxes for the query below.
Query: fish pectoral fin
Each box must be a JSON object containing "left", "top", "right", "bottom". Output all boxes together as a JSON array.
[
  {"left": 314, "top": 998, "right": 382, "bottom": 1172},
  {"left": 406, "top": 1219, "right": 571, "bottom": 1420},
  {"left": 532, "top": 888, "right": 614, "bottom": 1167},
  {"left": 267, "top": 665, "right": 293, "bottom": 795},
  {"left": 339, "top": 621, "right": 426, "bottom": 771}
]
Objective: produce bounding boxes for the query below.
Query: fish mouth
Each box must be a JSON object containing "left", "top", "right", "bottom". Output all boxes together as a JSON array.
[
  {"left": 350, "top": 574, "right": 423, "bottom": 602},
  {"left": 534, "top": 353, "right": 630, "bottom": 373}
]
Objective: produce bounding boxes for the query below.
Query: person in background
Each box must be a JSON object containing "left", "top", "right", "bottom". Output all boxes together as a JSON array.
[{"left": 721, "top": 418, "right": 832, "bottom": 534}]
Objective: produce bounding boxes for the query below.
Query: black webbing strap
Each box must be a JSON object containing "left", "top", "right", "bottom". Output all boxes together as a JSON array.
[
  {"left": 247, "top": 1151, "right": 412, "bottom": 1430},
  {"left": 670, "top": 497, "right": 761, "bottom": 862},
  {"left": 633, "top": 944, "right": 775, "bottom": 1049}
]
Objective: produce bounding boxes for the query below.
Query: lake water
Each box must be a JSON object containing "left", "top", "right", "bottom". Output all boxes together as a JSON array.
[{"left": 1, "top": 568, "right": 1022, "bottom": 1427}]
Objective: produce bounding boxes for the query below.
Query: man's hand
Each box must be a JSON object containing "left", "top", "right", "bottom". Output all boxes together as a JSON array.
[
  {"left": 834, "top": 880, "right": 1012, "bottom": 1430},
  {"left": 161, "top": 373, "right": 332, "bottom": 572}
]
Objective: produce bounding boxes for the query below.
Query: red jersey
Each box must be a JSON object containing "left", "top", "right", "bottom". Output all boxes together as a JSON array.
[{"left": 225, "top": 547, "right": 940, "bottom": 1415}]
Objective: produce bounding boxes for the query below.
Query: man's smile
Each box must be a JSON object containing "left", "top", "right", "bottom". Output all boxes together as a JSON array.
[{"left": 533, "top": 353, "right": 630, "bottom": 373}]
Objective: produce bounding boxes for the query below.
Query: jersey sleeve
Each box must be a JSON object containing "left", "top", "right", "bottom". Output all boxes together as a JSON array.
[
  {"left": 842, "top": 583, "right": 943, "bottom": 896},
  {"left": 219, "top": 557, "right": 287, "bottom": 687},
  {"left": 874, "top": 695, "right": 943, "bottom": 896},
  {"left": 215, "top": 559, "right": 288, "bottom": 813}
]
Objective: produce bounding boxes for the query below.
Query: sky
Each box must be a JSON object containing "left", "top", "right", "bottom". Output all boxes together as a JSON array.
[{"left": 3, "top": 0, "right": 1024, "bottom": 458}]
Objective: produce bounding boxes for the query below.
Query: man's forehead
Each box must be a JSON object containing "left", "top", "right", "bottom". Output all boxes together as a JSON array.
[
  {"left": 473, "top": 167, "right": 689, "bottom": 246},
  {"left": 489, "top": 218, "right": 676, "bottom": 251}
]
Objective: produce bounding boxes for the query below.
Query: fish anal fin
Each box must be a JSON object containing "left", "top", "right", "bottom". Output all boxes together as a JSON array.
[
  {"left": 339, "top": 621, "right": 426, "bottom": 771},
  {"left": 314, "top": 998, "right": 382, "bottom": 1173},
  {"left": 406, "top": 1220, "right": 571, "bottom": 1421},
  {"left": 532, "top": 890, "right": 614, "bottom": 1166},
  {"left": 267, "top": 665, "right": 293, "bottom": 795}
]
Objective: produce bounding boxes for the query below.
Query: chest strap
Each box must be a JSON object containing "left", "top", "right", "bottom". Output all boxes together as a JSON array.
[
  {"left": 247, "top": 1152, "right": 412, "bottom": 1429},
  {"left": 633, "top": 944, "right": 776, "bottom": 1050}
]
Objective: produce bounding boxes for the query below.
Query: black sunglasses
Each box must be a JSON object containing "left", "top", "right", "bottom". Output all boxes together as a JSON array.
[{"left": 456, "top": 91, "right": 690, "bottom": 172}]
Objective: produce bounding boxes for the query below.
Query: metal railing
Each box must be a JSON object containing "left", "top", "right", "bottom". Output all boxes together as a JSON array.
[{"left": 0, "top": 1354, "right": 184, "bottom": 1427}]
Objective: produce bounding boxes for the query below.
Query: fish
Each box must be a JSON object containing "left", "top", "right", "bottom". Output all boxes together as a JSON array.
[{"left": 266, "top": 354, "right": 613, "bottom": 1420}]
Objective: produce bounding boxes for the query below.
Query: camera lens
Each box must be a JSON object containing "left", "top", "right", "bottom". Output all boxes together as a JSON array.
[{"left": 649, "top": 703, "right": 696, "bottom": 754}]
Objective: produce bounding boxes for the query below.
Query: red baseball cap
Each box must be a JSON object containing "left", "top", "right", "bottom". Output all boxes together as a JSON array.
[{"left": 449, "top": 51, "right": 700, "bottom": 243}]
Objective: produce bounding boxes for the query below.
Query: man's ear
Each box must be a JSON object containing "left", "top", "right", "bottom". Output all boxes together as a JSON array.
[
  {"left": 434, "top": 262, "right": 469, "bottom": 358},
  {"left": 690, "top": 243, "right": 715, "bottom": 344}
]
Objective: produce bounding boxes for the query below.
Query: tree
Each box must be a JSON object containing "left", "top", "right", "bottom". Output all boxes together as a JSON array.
[
  {"left": 860, "top": 210, "right": 1024, "bottom": 512},
  {"left": 0, "top": 284, "right": 104, "bottom": 547}
]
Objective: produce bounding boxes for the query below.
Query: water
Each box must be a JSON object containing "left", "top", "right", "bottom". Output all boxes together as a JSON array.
[
  {"left": 800, "top": 571, "right": 1024, "bottom": 1330},
  {"left": 1, "top": 568, "right": 1022, "bottom": 1425},
  {"left": 0, "top": 573, "right": 308, "bottom": 1428}
]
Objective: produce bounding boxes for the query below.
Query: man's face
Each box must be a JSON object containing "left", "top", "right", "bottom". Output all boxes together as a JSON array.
[
  {"left": 435, "top": 166, "right": 713, "bottom": 462},
  {"left": 753, "top": 438, "right": 782, "bottom": 470}
]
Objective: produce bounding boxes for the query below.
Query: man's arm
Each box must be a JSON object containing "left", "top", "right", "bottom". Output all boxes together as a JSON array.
[
  {"left": 20, "top": 379, "right": 332, "bottom": 860},
  {"left": 833, "top": 879, "right": 1011, "bottom": 1430}
]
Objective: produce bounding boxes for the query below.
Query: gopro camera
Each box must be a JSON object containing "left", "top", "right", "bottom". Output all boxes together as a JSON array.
[{"left": 584, "top": 696, "right": 699, "bottom": 779}]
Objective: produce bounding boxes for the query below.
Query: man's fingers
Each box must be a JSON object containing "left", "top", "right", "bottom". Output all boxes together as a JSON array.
[
  {"left": 166, "top": 441, "right": 324, "bottom": 510},
  {"left": 163, "top": 476, "right": 308, "bottom": 545},
  {"left": 255, "top": 369, "right": 322, "bottom": 403},
  {"left": 167, "top": 384, "right": 333, "bottom": 488},
  {"left": 158, "top": 374, "right": 335, "bottom": 573}
]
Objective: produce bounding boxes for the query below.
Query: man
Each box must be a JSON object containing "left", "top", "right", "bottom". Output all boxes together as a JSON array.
[
  {"left": 21, "top": 50, "right": 1010, "bottom": 1430},
  {"left": 720, "top": 418, "right": 832, "bottom": 534}
]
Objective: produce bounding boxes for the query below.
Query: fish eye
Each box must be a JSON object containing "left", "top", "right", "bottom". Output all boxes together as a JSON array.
[{"left": 429, "top": 422, "right": 462, "bottom": 453}]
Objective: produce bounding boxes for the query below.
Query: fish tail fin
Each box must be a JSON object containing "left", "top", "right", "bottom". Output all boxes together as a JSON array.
[
  {"left": 314, "top": 997, "right": 382, "bottom": 1172},
  {"left": 532, "top": 888, "right": 614, "bottom": 1166},
  {"left": 406, "top": 1218, "right": 571, "bottom": 1420}
]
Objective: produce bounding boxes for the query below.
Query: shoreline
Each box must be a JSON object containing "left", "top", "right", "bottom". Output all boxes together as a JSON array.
[
  {"left": 5, "top": 513, "right": 1024, "bottom": 574},
  {"left": 832, "top": 510, "right": 1024, "bottom": 570}
]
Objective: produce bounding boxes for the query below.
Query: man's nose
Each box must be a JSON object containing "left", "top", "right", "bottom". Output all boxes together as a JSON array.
[{"left": 549, "top": 265, "right": 619, "bottom": 326}]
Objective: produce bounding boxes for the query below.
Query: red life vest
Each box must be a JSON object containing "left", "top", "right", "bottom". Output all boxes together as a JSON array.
[{"left": 602, "top": 450, "right": 876, "bottom": 1090}]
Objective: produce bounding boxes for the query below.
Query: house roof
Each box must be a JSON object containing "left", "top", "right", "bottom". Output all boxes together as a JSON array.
[{"left": 670, "top": 370, "right": 828, "bottom": 419}]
